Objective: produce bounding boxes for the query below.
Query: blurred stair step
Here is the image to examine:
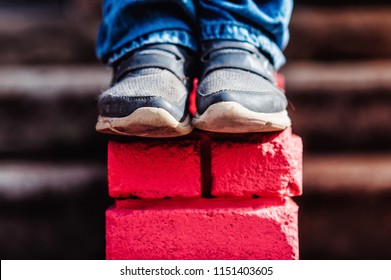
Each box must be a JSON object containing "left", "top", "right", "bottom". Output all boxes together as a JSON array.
[
  {"left": 298, "top": 190, "right": 391, "bottom": 259},
  {"left": 0, "top": 5, "right": 98, "bottom": 64},
  {"left": 287, "top": 6, "right": 391, "bottom": 60},
  {"left": 0, "top": 65, "right": 110, "bottom": 156},
  {"left": 298, "top": 153, "right": 391, "bottom": 259},
  {"left": 0, "top": 160, "right": 110, "bottom": 259},
  {"left": 0, "top": 160, "right": 107, "bottom": 201},
  {"left": 282, "top": 60, "right": 391, "bottom": 151},
  {"left": 303, "top": 153, "right": 391, "bottom": 194}
]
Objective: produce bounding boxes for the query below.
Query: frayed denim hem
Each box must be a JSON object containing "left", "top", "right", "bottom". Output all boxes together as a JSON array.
[
  {"left": 106, "top": 29, "right": 198, "bottom": 65},
  {"left": 200, "top": 21, "right": 286, "bottom": 69}
]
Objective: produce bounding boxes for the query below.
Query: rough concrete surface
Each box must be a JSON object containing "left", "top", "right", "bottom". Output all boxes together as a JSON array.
[
  {"left": 106, "top": 198, "right": 299, "bottom": 260},
  {"left": 108, "top": 140, "right": 202, "bottom": 198},
  {"left": 211, "top": 129, "right": 302, "bottom": 197}
]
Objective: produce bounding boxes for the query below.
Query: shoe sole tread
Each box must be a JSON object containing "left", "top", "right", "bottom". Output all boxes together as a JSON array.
[
  {"left": 96, "top": 107, "right": 192, "bottom": 138},
  {"left": 192, "top": 101, "right": 291, "bottom": 133}
]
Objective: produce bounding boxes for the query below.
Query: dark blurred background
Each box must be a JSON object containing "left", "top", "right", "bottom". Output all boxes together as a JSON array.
[{"left": 1, "top": 0, "right": 391, "bottom": 259}]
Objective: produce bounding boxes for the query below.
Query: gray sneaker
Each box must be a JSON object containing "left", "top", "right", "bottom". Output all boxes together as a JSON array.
[
  {"left": 192, "top": 40, "right": 291, "bottom": 133},
  {"left": 96, "top": 44, "right": 194, "bottom": 138}
]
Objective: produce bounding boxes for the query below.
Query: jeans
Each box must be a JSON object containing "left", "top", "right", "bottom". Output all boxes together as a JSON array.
[{"left": 96, "top": 0, "right": 293, "bottom": 70}]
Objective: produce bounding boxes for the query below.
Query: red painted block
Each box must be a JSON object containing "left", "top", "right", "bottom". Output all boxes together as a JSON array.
[
  {"left": 106, "top": 198, "right": 299, "bottom": 260},
  {"left": 211, "top": 128, "right": 302, "bottom": 198},
  {"left": 108, "top": 140, "right": 201, "bottom": 198}
]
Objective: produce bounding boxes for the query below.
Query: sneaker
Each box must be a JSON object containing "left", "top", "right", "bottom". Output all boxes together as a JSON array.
[
  {"left": 192, "top": 40, "right": 291, "bottom": 133},
  {"left": 96, "top": 44, "right": 194, "bottom": 138}
]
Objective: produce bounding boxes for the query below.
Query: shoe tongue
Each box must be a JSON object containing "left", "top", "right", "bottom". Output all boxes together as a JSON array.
[{"left": 129, "top": 48, "right": 178, "bottom": 76}]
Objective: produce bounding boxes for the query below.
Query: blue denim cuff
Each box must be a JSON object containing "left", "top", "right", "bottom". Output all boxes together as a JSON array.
[
  {"left": 107, "top": 29, "right": 198, "bottom": 65},
  {"left": 200, "top": 21, "right": 286, "bottom": 70}
]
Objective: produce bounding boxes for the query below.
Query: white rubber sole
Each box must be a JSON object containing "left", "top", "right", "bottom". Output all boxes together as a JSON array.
[
  {"left": 96, "top": 107, "right": 192, "bottom": 138},
  {"left": 192, "top": 101, "right": 291, "bottom": 133}
]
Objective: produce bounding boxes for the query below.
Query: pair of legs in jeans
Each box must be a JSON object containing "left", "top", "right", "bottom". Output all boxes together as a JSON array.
[{"left": 96, "top": 0, "right": 293, "bottom": 137}]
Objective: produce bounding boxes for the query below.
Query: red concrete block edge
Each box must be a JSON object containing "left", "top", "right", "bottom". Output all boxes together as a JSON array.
[
  {"left": 106, "top": 198, "right": 299, "bottom": 260},
  {"left": 108, "top": 140, "right": 201, "bottom": 198},
  {"left": 211, "top": 128, "right": 303, "bottom": 198}
]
